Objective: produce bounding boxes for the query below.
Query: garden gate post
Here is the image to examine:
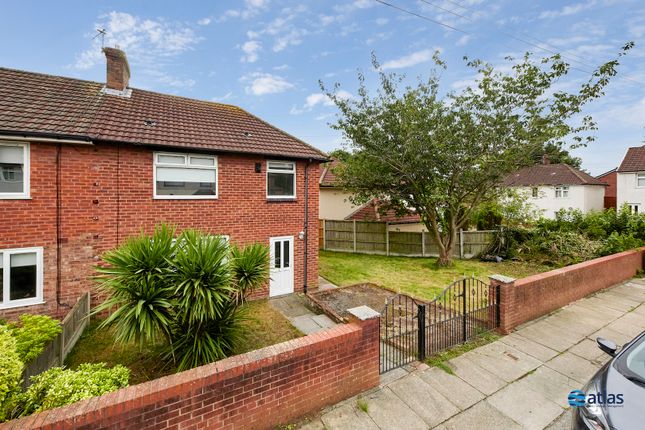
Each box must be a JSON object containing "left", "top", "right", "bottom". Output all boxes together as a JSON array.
[
  {"left": 417, "top": 304, "right": 426, "bottom": 362},
  {"left": 462, "top": 278, "right": 467, "bottom": 342}
]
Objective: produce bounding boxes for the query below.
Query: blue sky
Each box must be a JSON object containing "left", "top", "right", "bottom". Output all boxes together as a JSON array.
[{"left": 1, "top": 0, "right": 644, "bottom": 175}]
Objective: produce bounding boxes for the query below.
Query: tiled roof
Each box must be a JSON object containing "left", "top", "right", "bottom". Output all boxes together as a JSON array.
[
  {"left": 0, "top": 67, "right": 327, "bottom": 160},
  {"left": 618, "top": 146, "right": 645, "bottom": 172},
  {"left": 345, "top": 199, "right": 421, "bottom": 224},
  {"left": 596, "top": 167, "right": 617, "bottom": 178},
  {"left": 319, "top": 159, "right": 341, "bottom": 186},
  {"left": 502, "top": 163, "right": 606, "bottom": 187}
]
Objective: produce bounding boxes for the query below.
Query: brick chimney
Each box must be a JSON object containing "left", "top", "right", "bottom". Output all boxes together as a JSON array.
[
  {"left": 542, "top": 154, "right": 551, "bottom": 165},
  {"left": 103, "top": 47, "right": 130, "bottom": 91}
]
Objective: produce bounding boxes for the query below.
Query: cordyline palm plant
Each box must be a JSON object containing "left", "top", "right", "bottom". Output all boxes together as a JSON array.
[{"left": 94, "top": 225, "right": 269, "bottom": 371}]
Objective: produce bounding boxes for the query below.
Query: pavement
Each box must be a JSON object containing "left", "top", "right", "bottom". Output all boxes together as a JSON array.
[
  {"left": 269, "top": 277, "right": 339, "bottom": 334},
  {"left": 296, "top": 278, "right": 645, "bottom": 430}
]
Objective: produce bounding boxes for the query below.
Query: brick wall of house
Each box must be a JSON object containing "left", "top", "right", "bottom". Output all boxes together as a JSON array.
[
  {"left": 597, "top": 170, "right": 617, "bottom": 208},
  {"left": 493, "top": 247, "right": 645, "bottom": 333},
  {"left": 2, "top": 316, "right": 380, "bottom": 430},
  {"left": 0, "top": 141, "right": 320, "bottom": 319}
]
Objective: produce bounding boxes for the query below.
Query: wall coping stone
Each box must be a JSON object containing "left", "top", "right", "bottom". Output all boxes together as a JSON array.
[{"left": 489, "top": 274, "right": 515, "bottom": 284}]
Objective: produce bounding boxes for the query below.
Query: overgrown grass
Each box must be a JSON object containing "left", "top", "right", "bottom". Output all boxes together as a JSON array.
[
  {"left": 425, "top": 331, "right": 500, "bottom": 374},
  {"left": 65, "top": 300, "right": 302, "bottom": 385},
  {"left": 319, "top": 251, "right": 548, "bottom": 301}
]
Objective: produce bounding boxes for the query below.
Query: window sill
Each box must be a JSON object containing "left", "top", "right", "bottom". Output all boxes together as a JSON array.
[
  {"left": 153, "top": 196, "right": 218, "bottom": 200},
  {"left": 266, "top": 198, "right": 297, "bottom": 203},
  {"left": 0, "top": 195, "right": 31, "bottom": 200},
  {"left": 0, "top": 300, "right": 45, "bottom": 310}
]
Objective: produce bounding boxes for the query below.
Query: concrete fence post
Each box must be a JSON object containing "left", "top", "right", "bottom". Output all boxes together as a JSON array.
[
  {"left": 353, "top": 220, "right": 357, "bottom": 252},
  {"left": 459, "top": 229, "right": 464, "bottom": 259},
  {"left": 385, "top": 222, "right": 390, "bottom": 256},
  {"left": 421, "top": 231, "right": 426, "bottom": 257}
]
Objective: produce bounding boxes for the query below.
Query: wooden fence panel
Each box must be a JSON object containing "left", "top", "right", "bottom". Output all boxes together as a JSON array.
[
  {"left": 324, "top": 220, "right": 355, "bottom": 251},
  {"left": 21, "top": 292, "right": 90, "bottom": 389},
  {"left": 355, "top": 221, "right": 387, "bottom": 253},
  {"left": 461, "top": 230, "right": 495, "bottom": 257},
  {"left": 389, "top": 231, "right": 423, "bottom": 256}
]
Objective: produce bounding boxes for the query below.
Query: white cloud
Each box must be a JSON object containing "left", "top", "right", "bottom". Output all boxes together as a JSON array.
[
  {"left": 75, "top": 11, "right": 201, "bottom": 70},
  {"left": 291, "top": 90, "right": 352, "bottom": 114},
  {"left": 273, "top": 64, "right": 290, "bottom": 70},
  {"left": 219, "top": 0, "right": 270, "bottom": 21},
  {"left": 456, "top": 35, "right": 471, "bottom": 46},
  {"left": 197, "top": 17, "right": 211, "bottom": 26},
  {"left": 241, "top": 40, "right": 262, "bottom": 63},
  {"left": 242, "top": 73, "right": 294, "bottom": 96},
  {"left": 375, "top": 18, "right": 389, "bottom": 26},
  {"left": 539, "top": 1, "right": 596, "bottom": 19},
  {"left": 320, "top": 15, "right": 336, "bottom": 26},
  {"left": 212, "top": 92, "right": 234, "bottom": 102},
  {"left": 334, "top": 0, "right": 374, "bottom": 13},
  {"left": 273, "top": 28, "right": 306, "bottom": 52},
  {"left": 381, "top": 48, "right": 440, "bottom": 70}
]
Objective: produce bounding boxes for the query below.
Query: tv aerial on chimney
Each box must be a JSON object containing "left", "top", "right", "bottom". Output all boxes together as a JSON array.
[{"left": 93, "top": 28, "right": 107, "bottom": 48}]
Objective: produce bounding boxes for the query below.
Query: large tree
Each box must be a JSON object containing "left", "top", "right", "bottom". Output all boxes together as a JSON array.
[{"left": 323, "top": 46, "right": 632, "bottom": 266}]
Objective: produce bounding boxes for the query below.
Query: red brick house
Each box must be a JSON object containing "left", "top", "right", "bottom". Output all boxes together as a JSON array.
[
  {"left": 596, "top": 168, "right": 617, "bottom": 209},
  {"left": 0, "top": 48, "right": 326, "bottom": 319}
]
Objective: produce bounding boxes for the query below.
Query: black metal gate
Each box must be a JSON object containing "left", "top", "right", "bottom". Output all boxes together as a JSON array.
[{"left": 380, "top": 277, "right": 499, "bottom": 373}]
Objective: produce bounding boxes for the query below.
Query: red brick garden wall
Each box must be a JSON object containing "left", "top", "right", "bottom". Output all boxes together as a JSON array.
[
  {"left": 494, "top": 247, "right": 645, "bottom": 333},
  {"left": 0, "top": 141, "right": 320, "bottom": 319},
  {"left": 2, "top": 317, "right": 380, "bottom": 430}
]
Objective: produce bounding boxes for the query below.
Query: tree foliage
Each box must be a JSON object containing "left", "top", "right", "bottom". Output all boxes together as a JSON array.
[{"left": 322, "top": 46, "right": 632, "bottom": 265}]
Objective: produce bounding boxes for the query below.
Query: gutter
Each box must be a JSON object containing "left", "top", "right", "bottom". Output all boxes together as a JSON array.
[{"left": 0, "top": 131, "right": 94, "bottom": 145}]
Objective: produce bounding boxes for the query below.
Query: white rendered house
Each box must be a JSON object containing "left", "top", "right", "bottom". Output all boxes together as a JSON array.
[
  {"left": 617, "top": 146, "right": 645, "bottom": 213},
  {"left": 503, "top": 161, "right": 606, "bottom": 219}
]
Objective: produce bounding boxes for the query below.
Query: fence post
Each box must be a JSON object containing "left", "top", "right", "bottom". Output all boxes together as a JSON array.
[
  {"left": 421, "top": 231, "right": 425, "bottom": 257},
  {"left": 462, "top": 278, "right": 467, "bottom": 342},
  {"left": 59, "top": 324, "right": 65, "bottom": 366},
  {"left": 353, "top": 220, "right": 357, "bottom": 252},
  {"left": 385, "top": 222, "right": 390, "bottom": 256},
  {"left": 322, "top": 220, "right": 327, "bottom": 250},
  {"left": 459, "top": 229, "right": 464, "bottom": 259},
  {"left": 417, "top": 304, "right": 426, "bottom": 362}
]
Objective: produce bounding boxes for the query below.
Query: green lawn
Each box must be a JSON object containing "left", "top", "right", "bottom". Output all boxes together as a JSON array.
[
  {"left": 319, "top": 250, "right": 549, "bottom": 301},
  {"left": 65, "top": 299, "right": 302, "bottom": 385}
]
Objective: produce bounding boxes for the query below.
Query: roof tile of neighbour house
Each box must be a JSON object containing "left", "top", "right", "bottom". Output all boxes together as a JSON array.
[
  {"left": 617, "top": 146, "right": 645, "bottom": 172},
  {"left": 502, "top": 163, "right": 607, "bottom": 187},
  {"left": 344, "top": 199, "right": 421, "bottom": 224},
  {"left": 0, "top": 67, "right": 327, "bottom": 160},
  {"left": 319, "top": 159, "right": 341, "bottom": 186}
]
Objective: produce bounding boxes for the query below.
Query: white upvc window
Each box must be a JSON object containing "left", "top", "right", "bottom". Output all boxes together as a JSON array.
[
  {"left": 0, "top": 141, "right": 29, "bottom": 199},
  {"left": 267, "top": 161, "right": 296, "bottom": 199},
  {"left": 637, "top": 172, "right": 645, "bottom": 188},
  {"left": 531, "top": 187, "right": 539, "bottom": 198},
  {"left": 153, "top": 152, "right": 218, "bottom": 199},
  {"left": 555, "top": 185, "right": 569, "bottom": 198},
  {"left": 0, "top": 247, "right": 44, "bottom": 309},
  {"left": 629, "top": 204, "right": 640, "bottom": 214}
]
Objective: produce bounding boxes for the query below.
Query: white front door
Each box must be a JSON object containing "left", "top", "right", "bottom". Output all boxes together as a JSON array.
[{"left": 269, "top": 236, "right": 294, "bottom": 297}]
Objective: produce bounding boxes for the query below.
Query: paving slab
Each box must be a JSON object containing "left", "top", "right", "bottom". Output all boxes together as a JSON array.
[
  {"left": 513, "top": 321, "right": 580, "bottom": 352},
  {"left": 269, "top": 295, "right": 313, "bottom": 318},
  {"left": 569, "top": 338, "right": 607, "bottom": 362},
  {"left": 311, "top": 313, "right": 337, "bottom": 329},
  {"left": 320, "top": 403, "right": 379, "bottom": 430},
  {"left": 446, "top": 353, "right": 506, "bottom": 395},
  {"left": 418, "top": 367, "right": 484, "bottom": 411},
  {"left": 291, "top": 315, "right": 327, "bottom": 334},
  {"left": 514, "top": 365, "right": 580, "bottom": 406},
  {"left": 499, "top": 332, "right": 559, "bottom": 362},
  {"left": 545, "top": 410, "right": 573, "bottom": 430},
  {"left": 590, "top": 326, "right": 634, "bottom": 347},
  {"left": 468, "top": 341, "right": 542, "bottom": 382},
  {"left": 540, "top": 313, "right": 598, "bottom": 337},
  {"left": 487, "top": 382, "right": 563, "bottom": 430},
  {"left": 378, "top": 367, "right": 408, "bottom": 387},
  {"left": 388, "top": 373, "right": 459, "bottom": 427},
  {"left": 363, "top": 387, "right": 427, "bottom": 430},
  {"left": 439, "top": 400, "right": 523, "bottom": 430},
  {"left": 607, "top": 312, "right": 645, "bottom": 338},
  {"left": 545, "top": 352, "right": 600, "bottom": 385},
  {"left": 297, "top": 418, "right": 327, "bottom": 430},
  {"left": 578, "top": 295, "right": 633, "bottom": 314}
]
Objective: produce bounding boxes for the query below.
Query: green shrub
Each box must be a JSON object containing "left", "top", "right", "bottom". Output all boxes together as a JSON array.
[
  {"left": 9, "top": 315, "right": 62, "bottom": 364},
  {"left": 599, "top": 232, "right": 643, "bottom": 256},
  {"left": 0, "top": 326, "right": 23, "bottom": 422},
  {"left": 21, "top": 363, "right": 129, "bottom": 415}
]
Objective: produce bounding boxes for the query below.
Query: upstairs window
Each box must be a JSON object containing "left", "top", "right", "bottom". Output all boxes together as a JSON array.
[
  {"left": 555, "top": 185, "right": 569, "bottom": 198},
  {"left": 0, "top": 142, "right": 29, "bottom": 199},
  {"left": 267, "top": 161, "right": 296, "bottom": 199},
  {"left": 0, "top": 247, "right": 43, "bottom": 309},
  {"left": 154, "top": 152, "right": 217, "bottom": 199},
  {"left": 637, "top": 173, "right": 645, "bottom": 187},
  {"left": 531, "top": 187, "right": 539, "bottom": 198},
  {"left": 629, "top": 204, "right": 640, "bottom": 214}
]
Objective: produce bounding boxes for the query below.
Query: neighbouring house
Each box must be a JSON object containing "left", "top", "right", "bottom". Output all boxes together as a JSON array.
[
  {"left": 502, "top": 156, "right": 606, "bottom": 219},
  {"left": 319, "top": 159, "right": 425, "bottom": 232},
  {"left": 0, "top": 47, "right": 327, "bottom": 320},
  {"left": 596, "top": 168, "right": 617, "bottom": 209},
  {"left": 617, "top": 146, "right": 645, "bottom": 213}
]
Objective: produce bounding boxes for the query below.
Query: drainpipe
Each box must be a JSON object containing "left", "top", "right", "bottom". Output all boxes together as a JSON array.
[
  {"left": 303, "top": 159, "right": 311, "bottom": 294},
  {"left": 56, "top": 143, "right": 63, "bottom": 308}
]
